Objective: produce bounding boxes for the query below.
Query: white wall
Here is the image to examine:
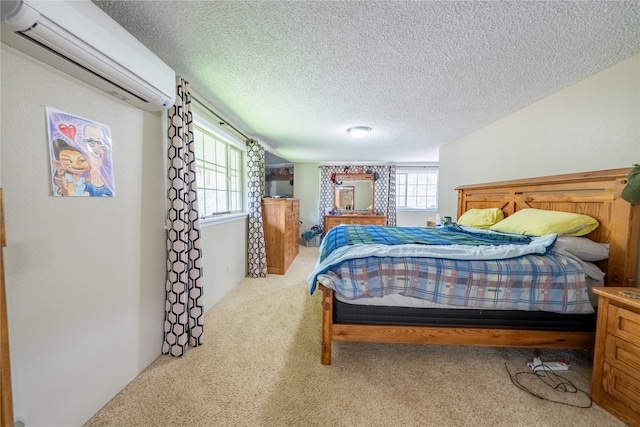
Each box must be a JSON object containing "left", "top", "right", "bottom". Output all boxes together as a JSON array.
[
  {"left": 439, "top": 54, "right": 640, "bottom": 219},
  {"left": 1, "top": 45, "right": 248, "bottom": 426},
  {"left": 396, "top": 210, "right": 438, "bottom": 227},
  {"left": 1, "top": 45, "right": 164, "bottom": 426},
  {"left": 293, "top": 162, "right": 321, "bottom": 230},
  {"left": 439, "top": 54, "right": 640, "bottom": 284},
  {"left": 200, "top": 219, "right": 248, "bottom": 311}
]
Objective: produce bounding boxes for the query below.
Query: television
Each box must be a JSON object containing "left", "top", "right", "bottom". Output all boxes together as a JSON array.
[{"left": 265, "top": 152, "right": 293, "bottom": 198}]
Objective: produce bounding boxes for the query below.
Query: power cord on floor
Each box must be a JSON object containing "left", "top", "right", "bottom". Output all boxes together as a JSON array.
[{"left": 504, "top": 362, "right": 593, "bottom": 408}]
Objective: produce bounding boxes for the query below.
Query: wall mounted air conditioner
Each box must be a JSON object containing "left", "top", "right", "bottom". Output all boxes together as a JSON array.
[{"left": 1, "top": 0, "right": 176, "bottom": 111}]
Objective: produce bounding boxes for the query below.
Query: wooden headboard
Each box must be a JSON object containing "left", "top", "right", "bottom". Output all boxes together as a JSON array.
[{"left": 456, "top": 168, "right": 639, "bottom": 287}]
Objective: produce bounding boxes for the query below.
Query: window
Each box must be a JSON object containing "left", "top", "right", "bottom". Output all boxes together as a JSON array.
[
  {"left": 396, "top": 169, "right": 438, "bottom": 209},
  {"left": 193, "top": 123, "right": 244, "bottom": 217}
]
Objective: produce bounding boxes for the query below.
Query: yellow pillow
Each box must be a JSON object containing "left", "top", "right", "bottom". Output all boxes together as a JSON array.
[
  {"left": 489, "top": 208, "right": 599, "bottom": 236},
  {"left": 457, "top": 208, "right": 504, "bottom": 229}
]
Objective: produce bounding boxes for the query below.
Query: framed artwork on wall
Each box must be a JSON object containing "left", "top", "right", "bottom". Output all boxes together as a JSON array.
[{"left": 46, "top": 107, "right": 115, "bottom": 197}]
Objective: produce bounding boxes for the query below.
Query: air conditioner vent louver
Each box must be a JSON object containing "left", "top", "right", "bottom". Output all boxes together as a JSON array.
[
  {"left": 17, "top": 30, "right": 150, "bottom": 104},
  {"left": 1, "top": 0, "right": 175, "bottom": 111}
]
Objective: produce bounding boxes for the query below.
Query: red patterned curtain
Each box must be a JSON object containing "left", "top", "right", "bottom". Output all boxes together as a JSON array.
[{"left": 163, "top": 77, "right": 204, "bottom": 356}]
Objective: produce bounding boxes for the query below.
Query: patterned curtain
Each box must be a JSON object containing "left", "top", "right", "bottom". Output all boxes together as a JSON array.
[
  {"left": 318, "top": 166, "right": 335, "bottom": 223},
  {"left": 386, "top": 165, "right": 397, "bottom": 226},
  {"left": 318, "top": 165, "right": 397, "bottom": 227},
  {"left": 246, "top": 140, "right": 268, "bottom": 277},
  {"left": 163, "top": 77, "right": 204, "bottom": 357}
]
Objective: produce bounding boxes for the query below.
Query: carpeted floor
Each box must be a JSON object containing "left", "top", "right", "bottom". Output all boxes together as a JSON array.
[{"left": 85, "top": 245, "right": 624, "bottom": 426}]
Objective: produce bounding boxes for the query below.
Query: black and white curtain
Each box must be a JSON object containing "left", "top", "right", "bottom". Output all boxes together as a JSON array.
[
  {"left": 318, "top": 165, "right": 397, "bottom": 227},
  {"left": 162, "top": 77, "right": 204, "bottom": 357},
  {"left": 387, "top": 165, "right": 397, "bottom": 225},
  {"left": 246, "top": 140, "right": 268, "bottom": 277}
]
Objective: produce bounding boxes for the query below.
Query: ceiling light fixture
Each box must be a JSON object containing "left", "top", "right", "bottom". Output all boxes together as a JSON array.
[{"left": 347, "top": 126, "right": 371, "bottom": 139}]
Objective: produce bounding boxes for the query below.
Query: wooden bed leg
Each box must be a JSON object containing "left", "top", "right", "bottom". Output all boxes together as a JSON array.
[{"left": 320, "top": 285, "right": 333, "bottom": 365}]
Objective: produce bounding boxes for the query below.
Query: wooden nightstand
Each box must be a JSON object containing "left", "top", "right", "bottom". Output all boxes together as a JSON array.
[{"left": 591, "top": 287, "right": 640, "bottom": 427}]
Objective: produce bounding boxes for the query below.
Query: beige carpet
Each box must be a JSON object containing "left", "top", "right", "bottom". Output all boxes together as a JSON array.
[{"left": 86, "top": 246, "right": 624, "bottom": 427}]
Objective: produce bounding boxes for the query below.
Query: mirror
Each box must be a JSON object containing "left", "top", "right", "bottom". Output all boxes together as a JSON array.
[
  {"left": 334, "top": 174, "right": 374, "bottom": 213},
  {"left": 335, "top": 186, "right": 354, "bottom": 210},
  {"left": 265, "top": 152, "right": 293, "bottom": 198}
]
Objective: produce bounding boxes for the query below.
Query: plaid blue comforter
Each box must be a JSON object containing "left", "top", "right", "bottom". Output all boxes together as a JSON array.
[{"left": 307, "top": 225, "right": 594, "bottom": 313}]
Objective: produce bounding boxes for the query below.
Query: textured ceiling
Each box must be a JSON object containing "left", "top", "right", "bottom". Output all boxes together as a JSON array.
[{"left": 94, "top": 1, "right": 640, "bottom": 164}]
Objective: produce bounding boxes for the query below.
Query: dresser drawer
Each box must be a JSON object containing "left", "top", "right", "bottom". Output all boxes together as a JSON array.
[
  {"left": 346, "top": 218, "right": 364, "bottom": 224},
  {"left": 324, "top": 215, "right": 387, "bottom": 233},
  {"left": 607, "top": 305, "right": 640, "bottom": 348},
  {"left": 369, "top": 217, "right": 387, "bottom": 225},
  {"left": 285, "top": 202, "right": 298, "bottom": 216},
  {"left": 324, "top": 218, "right": 341, "bottom": 230},
  {"left": 605, "top": 334, "right": 640, "bottom": 376},
  {"left": 285, "top": 242, "right": 295, "bottom": 259},
  {"left": 592, "top": 288, "right": 640, "bottom": 427},
  {"left": 602, "top": 362, "right": 640, "bottom": 415},
  {"left": 285, "top": 229, "right": 296, "bottom": 246}
]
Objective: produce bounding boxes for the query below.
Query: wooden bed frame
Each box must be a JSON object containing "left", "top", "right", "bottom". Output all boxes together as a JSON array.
[{"left": 319, "top": 168, "right": 639, "bottom": 365}]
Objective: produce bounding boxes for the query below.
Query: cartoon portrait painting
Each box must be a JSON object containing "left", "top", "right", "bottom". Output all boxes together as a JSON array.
[{"left": 46, "top": 107, "right": 115, "bottom": 197}]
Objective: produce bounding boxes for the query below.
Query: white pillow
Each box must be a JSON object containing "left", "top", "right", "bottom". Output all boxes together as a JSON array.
[{"left": 553, "top": 236, "right": 609, "bottom": 262}]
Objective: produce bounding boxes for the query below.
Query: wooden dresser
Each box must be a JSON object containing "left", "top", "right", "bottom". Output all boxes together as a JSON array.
[
  {"left": 324, "top": 214, "right": 386, "bottom": 234},
  {"left": 261, "top": 198, "right": 300, "bottom": 275},
  {"left": 591, "top": 287, "right": 640, "bottom": 427}
]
